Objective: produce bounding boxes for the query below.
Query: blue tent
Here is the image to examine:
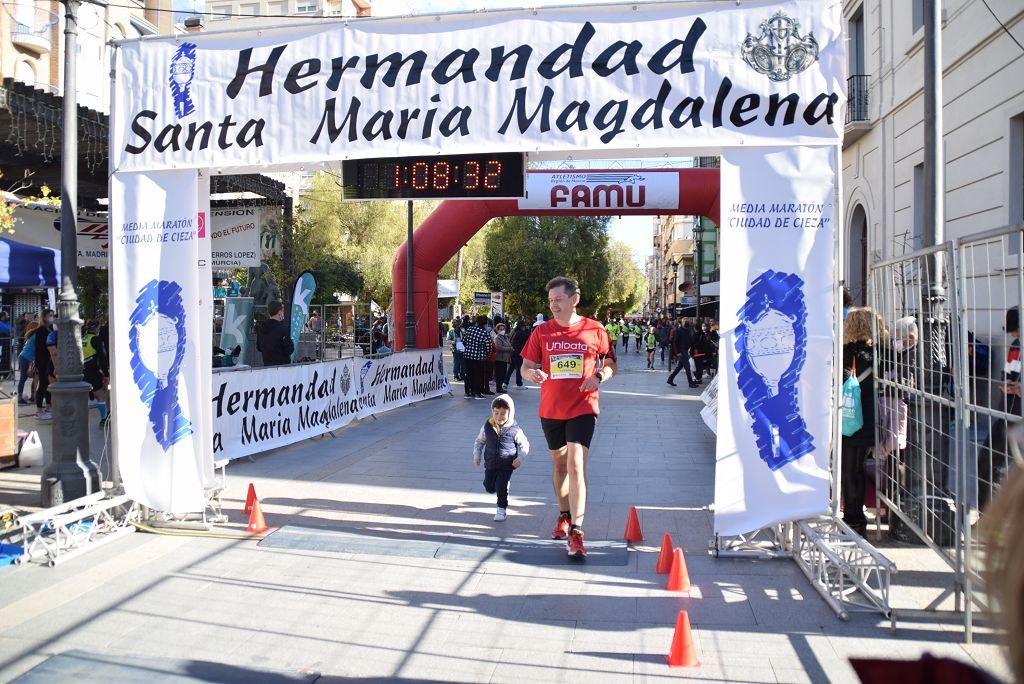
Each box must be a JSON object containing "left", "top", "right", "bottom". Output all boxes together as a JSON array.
[{"left": 0, "top": 236, "right": 60, "bottom": 287}]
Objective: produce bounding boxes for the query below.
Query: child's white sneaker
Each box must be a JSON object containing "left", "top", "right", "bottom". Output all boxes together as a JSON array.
[{"left": 494, "top": 508, "right": 507, "bottom": 522}]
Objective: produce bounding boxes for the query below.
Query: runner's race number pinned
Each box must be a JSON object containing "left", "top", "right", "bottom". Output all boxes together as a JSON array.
[{"left": 550, "top": 354, "right": 583, "bottom": 379}]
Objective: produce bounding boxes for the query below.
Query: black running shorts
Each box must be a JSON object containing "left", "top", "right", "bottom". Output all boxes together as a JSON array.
[{"left": 541, "top": 414, "right": 598, "bottom": 450}]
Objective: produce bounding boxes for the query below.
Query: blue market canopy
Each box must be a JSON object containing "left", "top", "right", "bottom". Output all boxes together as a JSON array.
[{"left": 0, "top": 236, "right": 60, "bottom": 287}]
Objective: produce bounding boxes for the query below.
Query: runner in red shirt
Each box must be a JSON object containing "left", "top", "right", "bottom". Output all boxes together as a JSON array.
[{"left": 521, "top": 276, "right": 617, "bottom": 558}]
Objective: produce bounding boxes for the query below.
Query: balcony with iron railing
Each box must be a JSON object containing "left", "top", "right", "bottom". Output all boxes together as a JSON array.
[
  {"left": 4, "top": 3, "right": 58, "bottom": 55},
  {"left": 844, "top": 74, "right": 872, "bottom": 146}
]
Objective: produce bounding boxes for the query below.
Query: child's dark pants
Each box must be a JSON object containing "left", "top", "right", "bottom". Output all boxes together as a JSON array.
[{"left": 483, "top": 468, "right": 513, "bottom": 509}]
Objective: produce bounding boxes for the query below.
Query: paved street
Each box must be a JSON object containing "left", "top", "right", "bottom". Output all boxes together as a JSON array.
[{"left": 0, "top": 349, "right": 1012, "bottom": 682}]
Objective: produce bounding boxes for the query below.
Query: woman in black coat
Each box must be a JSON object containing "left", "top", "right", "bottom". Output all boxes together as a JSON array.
[
  {"left": 32, "top": 309, "right": 55, "bottom": 419},
  {"left": 841, "top": 307, "right": 885, "bottom": 536}
]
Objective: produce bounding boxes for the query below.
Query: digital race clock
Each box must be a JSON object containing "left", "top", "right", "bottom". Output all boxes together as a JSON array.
[{"left": 341, "top": 152, "right": 526, "bottom": 200}]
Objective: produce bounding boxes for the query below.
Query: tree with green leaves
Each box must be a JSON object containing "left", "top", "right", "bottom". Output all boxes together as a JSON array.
[
  {"left": 598, "top": 240, "right": 648, "bottom": 317},
  {"left": 484, "top": 215, "right": 612, "bottom": 318},
  {"left": 265, "top": 173, "right": 439, "bottom": 306}
]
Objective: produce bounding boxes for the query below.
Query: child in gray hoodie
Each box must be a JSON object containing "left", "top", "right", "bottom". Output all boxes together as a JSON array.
[{"left": 473, "top": 393, "right": 530, "bottom": 521}]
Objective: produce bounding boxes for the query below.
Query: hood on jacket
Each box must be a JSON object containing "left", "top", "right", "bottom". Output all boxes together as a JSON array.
[{"left": 490, "top": 392, "right": 516, "bottom": 426}]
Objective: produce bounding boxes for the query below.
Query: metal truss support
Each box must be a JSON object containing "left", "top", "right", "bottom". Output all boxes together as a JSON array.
[
  {"left": 791, "top": 516, "right": 897, "bottom": 630},
  {"left": 711, "top": 516, "right": 896, "bottom": 631},
  {"left": 15, "top": 492, "right": 139, "bottom": 567},
  {"left": 710, "top": 522, "right": 792, "bottom": 559}
]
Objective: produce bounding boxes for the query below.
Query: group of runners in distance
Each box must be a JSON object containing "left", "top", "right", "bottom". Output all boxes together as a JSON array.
[{"left": 463, "top": 275, "right": 718, "bottom": 559}]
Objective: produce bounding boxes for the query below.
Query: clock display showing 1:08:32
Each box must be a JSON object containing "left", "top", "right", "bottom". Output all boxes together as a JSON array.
[{"left": 341, "top": 152, "right": 526, "bottom": 200}]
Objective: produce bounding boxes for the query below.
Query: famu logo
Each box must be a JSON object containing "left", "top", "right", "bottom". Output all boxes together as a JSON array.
[
  {"left": 550, "top": 173, "right": 648, "bottom": 209},
  {"left": 546, "top": 341, "right": 589, "bottom": 352}
]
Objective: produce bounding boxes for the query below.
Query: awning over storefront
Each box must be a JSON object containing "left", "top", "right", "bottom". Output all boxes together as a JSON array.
[{"left": 0, "top": 236, "right": 60, "bottom": 287}]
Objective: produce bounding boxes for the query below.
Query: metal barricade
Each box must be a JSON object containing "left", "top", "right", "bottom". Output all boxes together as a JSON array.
[
  {"left": 953, "top": 223, "right": 1024, "bottom": 639},
  {"left": 868, "top": 224, "right": 1024, "bottom": 641},
  {"left": 869, "top": 244, "right": 963, "bottom": 594},
  {"left": 320, "top": 302, "right": 375, "bottom": 361}
]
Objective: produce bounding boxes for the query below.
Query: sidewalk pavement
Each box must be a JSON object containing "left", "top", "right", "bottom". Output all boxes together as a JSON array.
[{"left": 0, "top": 348, "right": 1012, "bottom": 682}]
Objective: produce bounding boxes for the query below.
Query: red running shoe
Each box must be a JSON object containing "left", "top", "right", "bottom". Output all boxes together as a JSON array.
[
  {"left": 567, "top": 528, "right": 587, "bottom": 558},
  {"left": 550, "top": 512, "right": 571, "bottom": 540}
]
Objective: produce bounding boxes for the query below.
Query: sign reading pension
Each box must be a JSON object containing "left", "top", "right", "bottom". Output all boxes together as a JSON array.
[
  {"left": 111, "top": 1, "right": 844, "bottom": 171},
  {"left": 212, "top": 349, "right": 449, "bottom": 461},
  {"left": 209, "top": 207, "right": 265, "bottom": 268}
]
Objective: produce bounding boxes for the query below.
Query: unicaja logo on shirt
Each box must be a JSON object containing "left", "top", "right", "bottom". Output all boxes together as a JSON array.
[
  {"left": 546, "top": 341, "right": 588, "bottom": 352},
  {"left": 169, "top": 42, "right": 197, "bottom": 120}
]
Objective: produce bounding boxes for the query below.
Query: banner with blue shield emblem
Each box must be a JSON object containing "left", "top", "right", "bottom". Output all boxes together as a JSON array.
[
  {"left": 714, "top": 146, "right": 836, "bottom": 536},
  {"left": 110, "top": 170, "right": 211, "bottom": 513}
]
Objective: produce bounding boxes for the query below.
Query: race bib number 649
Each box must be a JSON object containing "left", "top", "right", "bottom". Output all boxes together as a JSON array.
[{"left": 549, "top": 353, "right": 584, "bottom": 379}]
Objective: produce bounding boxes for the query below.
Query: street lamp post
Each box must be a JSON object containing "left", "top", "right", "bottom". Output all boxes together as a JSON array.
[
  {"left": 42, "top": 0, "right": 100, "bottom": 506},
  {"left": 695, "top": 221, "right": 703, "bottom": 321},
  {"left": 404, "top": 200, "right": 416, "bottom": 349}
]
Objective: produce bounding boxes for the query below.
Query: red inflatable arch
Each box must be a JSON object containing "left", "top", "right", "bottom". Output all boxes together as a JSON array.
[{"left": 392, "top": 168, "right": 720, "bottom": 350}]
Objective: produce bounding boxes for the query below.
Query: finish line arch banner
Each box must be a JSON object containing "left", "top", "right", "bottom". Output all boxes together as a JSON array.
[
  {"left": 111, "top": 0, "right": 844, "bottom": 172},
  {"left": 108, "top": 0, "right": 845, "bottom": 517},
  {"left": 714, "top": 145, "right": 835, "bottom": 536}
]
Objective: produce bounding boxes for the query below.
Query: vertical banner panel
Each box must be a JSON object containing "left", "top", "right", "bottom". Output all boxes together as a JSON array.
[
  {"left": 111, "top": 170, "right": 206, "bottom": 513},
  {"left": 290, "top": 271, "right": 317, "bottom": 362},
  {"left": 196, "top": 176, "right": 215, "bottom": 487},
  {"left": 220, "top": 297, "right": 255, "bottom": 364},
  {"left": 714, "top": 146, "right": 835, "bottom": 536}
]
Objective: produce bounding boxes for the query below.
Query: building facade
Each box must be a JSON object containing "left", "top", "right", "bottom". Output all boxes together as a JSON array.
[
  {"left": 841, "top": 0, "right": 1024, "bottom": 306},
  {"left": 204, "top": 0, "right": 372, "bottom": 29},
  {"left": 1, "top": 0, "right": 174, "bottom": 112}
]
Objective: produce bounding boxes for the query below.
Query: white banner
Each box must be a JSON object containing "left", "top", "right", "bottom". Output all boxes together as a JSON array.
[
  {"left": 490, "top": 292, "right": 504, "bottom": 317},
  {"left": 213, "top": 349, "right": 449, "bottom": 461},
  {"left": 111, "top": 1, "right": 844, "bottom": 172},
  {"left": 5, "top": 196, "right": 271, "bottom": 269},
  {"left": 110, "top": 170, "right": 209, "bottom": 513},
  {"left": 437, "top": 279, "right": 459, "bottom": 298},
  {"left": 213, "top": 357, "right": 358, "bottom": 460},
  {"left": 3, "top": 195, "right": 109, "bottom": 267},
  {"left": 355, "top": 349, "right": 450, "bottom": 420},
  {"left": 210, "top": 207, "right": 265, "bottom": 268},
  {"left": 714, "top": 146, "right": 835, "bottom": 536},
  {"left": 518, "top": 171, "right": 680, "bottom": 211}
]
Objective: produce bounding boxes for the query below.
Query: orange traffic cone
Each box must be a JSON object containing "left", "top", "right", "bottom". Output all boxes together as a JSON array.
[
  {"left": 244, "top": 483, "right": 258, "bottom": 514},
  {"left": 624, "top": 506, "right": 644, "bottom": 543},
  {"left": 247, "top": 499, "right": 268, "bottom": 534},
  {"left": 666, "top": 547, "right": 691, "bottom": 592},
  {"left": 655, "top": 533, "right": 674, "bottom": 574},
  {"left": 665, "top": 610, "right": 700, "bottom": 667}
]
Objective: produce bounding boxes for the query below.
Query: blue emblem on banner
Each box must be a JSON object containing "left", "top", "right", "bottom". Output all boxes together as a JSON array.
[
  {"left": 169, "top": 42, "right": 197, "bottom": 120},
  {"left": 734, "top": 270, "right": 813, "bottom": 470},
  {"left": 129, "top": 279, "right": 193, "bottom": 451},
  {"left": 359, "top": 360, "right": 373, "bottom": 394}
]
